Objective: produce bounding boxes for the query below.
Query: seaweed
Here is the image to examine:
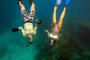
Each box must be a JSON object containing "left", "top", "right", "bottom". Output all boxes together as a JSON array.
[{"left": 34, "top": 31, "right": 90, "bottom": 60}]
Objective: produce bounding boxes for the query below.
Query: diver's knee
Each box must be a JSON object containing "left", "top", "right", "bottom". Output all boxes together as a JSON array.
[{"left": 32, "top": 3, "right": 35, "bottom": 6}]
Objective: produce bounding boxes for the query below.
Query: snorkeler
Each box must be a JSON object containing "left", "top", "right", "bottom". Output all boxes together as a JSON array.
[
  {"left": 45, "top": 0, "right": 70, "bottom": 46},
  {"left": 12, "top": 0, "right": 41, "bottom": 46}
]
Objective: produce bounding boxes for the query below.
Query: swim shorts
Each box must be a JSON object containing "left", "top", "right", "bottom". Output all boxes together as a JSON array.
[{"left": 21, "top": 10, "right": 35, "bottom": 23}]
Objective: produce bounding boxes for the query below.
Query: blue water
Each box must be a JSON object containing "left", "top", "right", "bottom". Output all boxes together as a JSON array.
[{"left": 0, "top": 0, "right": 90, "bottom": 60}]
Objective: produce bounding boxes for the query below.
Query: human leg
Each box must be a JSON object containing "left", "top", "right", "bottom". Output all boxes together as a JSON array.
[
  {"left": 18, "top": 0, "right": 25, "bottom": 10},
  {"left": 18, "top": 0, "right": 29, "bottom": 23},
  {"left": 27, "top": 0, "right": 35, "bottom": 23},
  {"left": 51, "top": 6, "right": 57, "bottom": 28},
  {"left": 28, "top": 0, "right": 35, "bottom": 11},
  {"left": 57, "top": 7, "right": 66, "bottom": 30}
]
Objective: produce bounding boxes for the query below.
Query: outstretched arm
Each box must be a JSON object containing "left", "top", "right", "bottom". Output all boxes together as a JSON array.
[
  {"left": 18, "top": 27, "right": 25, "bottom": 35},
  {"left": 33, "top": 19, "right": 41, "bottom": 35},
  {"left": 12, "top": 26, "right": 25, "bottom": 36},
  {"left": 44, "top": 30, "right": 50, "bottom": 38}
]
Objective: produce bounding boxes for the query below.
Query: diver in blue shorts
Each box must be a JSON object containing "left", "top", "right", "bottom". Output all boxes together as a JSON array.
[
  {"left": 45, "top": 0, "right": 70, "bottom": 46},
  {"left": 12, "top": 0, "right": 41, "bottom": 46}
]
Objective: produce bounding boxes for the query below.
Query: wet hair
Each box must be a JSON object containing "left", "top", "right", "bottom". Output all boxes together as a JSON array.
[{"left": 28, "top": 38, "right": 33, "bottom": 44}]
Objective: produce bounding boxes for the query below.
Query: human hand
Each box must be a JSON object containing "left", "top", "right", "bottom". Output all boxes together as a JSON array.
[
  {"left": 58, "top": 34, "right": 61, "bottom": 37},
  {"left": 44, "top": 30, "right": 49, "bottom": 33},
  {"left": 18, "top": 27, "right": 22, "bottom": 30}
]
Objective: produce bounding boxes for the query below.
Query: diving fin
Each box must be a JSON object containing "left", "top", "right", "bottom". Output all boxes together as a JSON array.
[
  {"left": 55, "top": 0, "right": 62, "bottom": 7},
  {"left": 65, "top": 0, "right": 70, "bottom": 7},
  {"left": 12, "top": 28, "right": 19, "bottom": 32}
]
